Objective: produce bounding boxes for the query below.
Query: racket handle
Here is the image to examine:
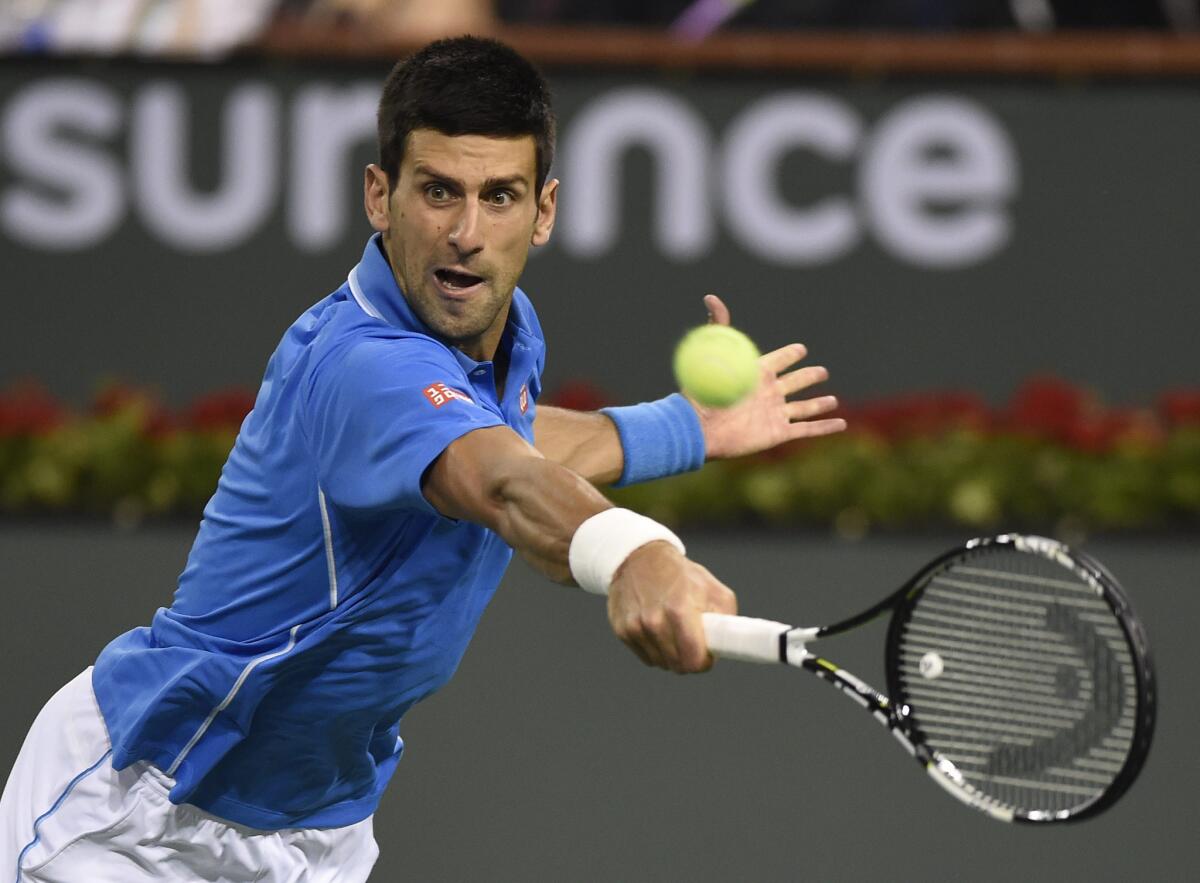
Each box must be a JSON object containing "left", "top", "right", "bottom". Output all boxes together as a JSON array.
[{"left": 702, "top": 612, "right": 792, "bottom": 664}]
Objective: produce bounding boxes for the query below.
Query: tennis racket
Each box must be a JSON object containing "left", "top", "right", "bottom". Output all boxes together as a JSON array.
[{"left": 702, "top": 533, "right": 1155, "bottom": 824}]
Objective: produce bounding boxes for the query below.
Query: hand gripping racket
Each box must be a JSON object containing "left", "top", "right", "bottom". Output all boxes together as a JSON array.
[{"left": 702, "top": 534, "right": 1155, "bottom": 823}]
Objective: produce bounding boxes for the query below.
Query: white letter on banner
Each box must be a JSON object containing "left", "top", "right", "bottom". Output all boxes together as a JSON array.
[
  {"left": 862, "top": 96, "right": 1017, "bottom": 268},
  {"left": 289, "top": 83, "right": 378, "bottom": 251},
  {"left": 722, "top": 93, "right": 861, "bottom": 264},
  {"left": 1, "top": 80, "right": 124, "bottom": 250},
  {"left": 132, "top": 82, "right": 278, "bottom": 251},
  {"left": 559, "top": 88, "right": 712, "bottom": 261}
]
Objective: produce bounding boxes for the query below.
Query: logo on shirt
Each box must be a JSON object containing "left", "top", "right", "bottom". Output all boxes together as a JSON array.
[
  {"left": 519, "top": 384, "right": 529, "bottom": 415},
  {"left": 423, "top": 383, "right": 474, "bottom": 409}
]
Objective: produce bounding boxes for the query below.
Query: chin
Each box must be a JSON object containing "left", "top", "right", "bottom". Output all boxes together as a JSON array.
[{"left": 427, "top": 314, "right": 490, "bottom": 345}]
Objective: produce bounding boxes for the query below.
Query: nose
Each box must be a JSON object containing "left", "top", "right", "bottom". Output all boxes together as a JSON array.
[{"left": 448, "top": 199, "right": 484, "bottom": 257}]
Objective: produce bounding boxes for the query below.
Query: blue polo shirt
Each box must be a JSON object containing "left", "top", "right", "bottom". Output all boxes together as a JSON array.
[{"left": 92, "top": 235, "right": 545, "bottom": 830}]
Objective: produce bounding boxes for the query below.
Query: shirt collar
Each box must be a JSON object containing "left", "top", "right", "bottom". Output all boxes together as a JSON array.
[{"left": 346, "top": 234, "right": 541, "bottom": 374}]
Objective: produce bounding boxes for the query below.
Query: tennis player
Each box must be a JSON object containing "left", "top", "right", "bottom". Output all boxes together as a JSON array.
[{"left": 1, "top": 36, "right": 844, "bottom": 881}]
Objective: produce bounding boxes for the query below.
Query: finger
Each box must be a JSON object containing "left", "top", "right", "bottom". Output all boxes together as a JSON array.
[
  {"left": 668, "top": 607, "right": 712, "bottom": 673},
  {"left": 612, "top": 604, "right": 667, "bottom": 669},
  {"left": 760, "top": 343, "right": 807, "bottom": 375},
  {"left": 704, "top": 294, "right": 731, "bottom": 326},
  {"left": 710, "top": 583, "right": 738, "bottom": 617},
  {"left": 623, "top": 623, "right": 668, "bottom": 669},
  {"left": 785, "top": 395, "right": 839, "bottom": 422},
  {"left": 620, "top": 634, "right": 657, "bottom": 668},
  {"left": 658, "top": 621, "right": 688, "bottom": 673},
  {"left": 785, "top": 417, "right": 847, "bottom": 439},
  {"left": 779, "top": 365, "right": 829, "bottom": 396},
  {"left": 640, "top": 610, "right": 682, "bottom": 672}
]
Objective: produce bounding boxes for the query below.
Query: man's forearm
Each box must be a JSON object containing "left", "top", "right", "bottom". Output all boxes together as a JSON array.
[
  {"left": 488, "top": 454, "right": 615, "bottom": 581},
  {"left": 531, "top": 406, "right": 624, "bottom": 485}
]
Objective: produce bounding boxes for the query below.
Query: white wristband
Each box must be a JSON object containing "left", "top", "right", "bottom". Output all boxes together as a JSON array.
[{"left": 568, "top": 508, "right": 686, "bottom": 596}]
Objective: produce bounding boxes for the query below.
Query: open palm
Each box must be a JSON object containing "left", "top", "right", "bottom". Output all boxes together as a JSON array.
[{"left": 690, "top": 294, "right": 846, "bottom": 461}]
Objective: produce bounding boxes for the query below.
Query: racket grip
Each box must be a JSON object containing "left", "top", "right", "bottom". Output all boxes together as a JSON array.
[{"left": 702, "top": 612, "right": 792, "bottom": 664}]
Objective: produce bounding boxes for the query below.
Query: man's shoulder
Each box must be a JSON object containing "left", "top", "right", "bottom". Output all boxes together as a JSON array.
[
  {"left": 304, "top": 308, "right": 463, "bottom": 389},
  {"left": 292, "top": 288, "right": 451, "bottom": 366}
]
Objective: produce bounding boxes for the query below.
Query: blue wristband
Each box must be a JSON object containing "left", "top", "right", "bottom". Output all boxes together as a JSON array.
[{"left": 600, "top": 393, "right": 706, "bottom": 487}]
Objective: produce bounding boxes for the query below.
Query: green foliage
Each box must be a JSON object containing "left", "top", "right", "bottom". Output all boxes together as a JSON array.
[
  {"left": 611, "top": 428, "right": 1200, "bottom": 533},
  {"left": 0, "top": 381, "right": 250, "bottom": 523},
  {"left": 608, "top": 378, "right": 1200, "bottom": 534}
]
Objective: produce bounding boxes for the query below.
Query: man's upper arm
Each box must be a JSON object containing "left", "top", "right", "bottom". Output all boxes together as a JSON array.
[
  {"left": 304, "top": 336, "right": 505, "bottom": 514},
  {"left": 423, "top": 421, "right": 612, "bottom": 582}
]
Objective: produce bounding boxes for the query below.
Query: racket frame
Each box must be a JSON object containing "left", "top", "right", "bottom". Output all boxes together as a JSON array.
[
  {"left": 881, "top": 534, "right": 1156, "bottom": 824},
  {"left": 703, "top": 533, "right": 1156, "bottom": 824}
]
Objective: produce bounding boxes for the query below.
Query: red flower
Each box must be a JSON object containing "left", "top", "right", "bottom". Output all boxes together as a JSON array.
[
  {"left": 0, "top": 380, "right": 68, "bottom": 437},
  {"left": 185, "top": 388, "right": 257, "bottom": 432},
  {"left": 1159, "top": 389, "right": 1200, "bottom": 427},
  {"left": 842, "top": 390, "right": 990, "bottom": 440},
  {"left": 1005, "top": 376, "right": 1093, "bottom": 443},
  {"left": 544, "top": 381, "right": 613, "bottom": 412},
  {"left": 90, "top": 382, "right": 178, "bottom": 439},
  {"left": 144, "top": 408, "right": 180, "bottom": 440},
  {"left": 1063, "top": 411, "right": 1163, "bottom": 453}
]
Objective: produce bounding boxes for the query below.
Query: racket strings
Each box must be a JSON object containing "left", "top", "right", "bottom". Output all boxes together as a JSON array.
[{"left": 892, "top": 548, "right": 1139, "bottom": 817}]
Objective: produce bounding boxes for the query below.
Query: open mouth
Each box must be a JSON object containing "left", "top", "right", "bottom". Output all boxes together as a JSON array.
[{"left": 434, "top": 268, "right": 485, "bottom": 292}]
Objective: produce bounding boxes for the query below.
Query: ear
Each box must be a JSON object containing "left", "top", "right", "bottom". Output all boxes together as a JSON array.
[
  {"left": 364, "top": 164, "right": 391, "bottom": 233},
  {"left": 530, "top": 177, "right": 558, "bottom": 247}
]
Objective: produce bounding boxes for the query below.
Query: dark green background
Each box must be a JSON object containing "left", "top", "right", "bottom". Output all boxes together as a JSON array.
[
  {"left": 2, "top": 59, "right": 1197, "bottom": 408},
  {"left": 2, "top": 59, "right": 1197, "bottom": 881}
]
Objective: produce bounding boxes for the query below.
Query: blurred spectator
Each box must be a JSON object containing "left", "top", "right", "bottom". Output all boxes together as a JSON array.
[
  {"left": 0, "top": 0, "right": 496, "bottom": 55},
  {"left": 0, "top": 0, "right": 282, "bottom": 55},
  {"left": 2, "top": 0, "right": 1194, "bottom": 57},
  {"left": 497, "top": 0, "right": 1193, "bottom": 31},
  {"left": 283, "top": 0, "right": 496, "bottom": 38}
]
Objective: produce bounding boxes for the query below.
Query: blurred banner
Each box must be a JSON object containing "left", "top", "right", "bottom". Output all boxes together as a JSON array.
[{"left": 1, "top": 59, "right": 1196, "bottom": 406}]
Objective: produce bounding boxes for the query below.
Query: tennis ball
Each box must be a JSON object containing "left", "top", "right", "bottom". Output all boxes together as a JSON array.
[{"left": 673, "top": 325, "right": 761, "bottom": 407}]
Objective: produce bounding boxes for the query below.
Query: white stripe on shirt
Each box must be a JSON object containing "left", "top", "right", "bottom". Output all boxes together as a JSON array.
[
  {"left": 165, "top": 624, "right": 302, "bottom": 777},
  {"left": 318, "top": 486, "right": 339, "bottom": 610},
  {"left": 347, "top": 267, "right": 384, "bottom": 320}
]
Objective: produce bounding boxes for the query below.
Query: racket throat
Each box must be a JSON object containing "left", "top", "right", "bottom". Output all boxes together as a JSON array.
[
  {"left": 800, "top": 654, "right": 891, "bottom": 716},
  {"left": 782, "top": 626, "right": 819, "bottom": 666}
]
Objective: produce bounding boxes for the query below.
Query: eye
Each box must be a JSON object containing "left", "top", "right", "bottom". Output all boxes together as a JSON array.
[
  {"left": 425, "top": 183, "right": 452, "bottom": 202},
  {"left": 487, "top": 190, "right": 514, "bottom": 207}
]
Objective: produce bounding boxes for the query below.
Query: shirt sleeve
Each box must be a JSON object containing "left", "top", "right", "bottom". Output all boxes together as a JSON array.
[{"left": 303, "top": 335, "right": 505, "bottom": 515}]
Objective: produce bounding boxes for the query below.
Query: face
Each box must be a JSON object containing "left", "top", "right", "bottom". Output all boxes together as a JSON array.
[{"left": 364, "top": 129, "right": 557, "bottom": 361}]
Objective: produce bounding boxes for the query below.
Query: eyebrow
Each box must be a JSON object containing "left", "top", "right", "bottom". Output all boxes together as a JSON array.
[{"left": 413, "top": 164, "right": 529, "bottom": 191}]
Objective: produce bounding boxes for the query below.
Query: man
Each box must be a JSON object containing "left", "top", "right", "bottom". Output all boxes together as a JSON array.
[{"left": 1, "top": 36, "right": 844, "bottom": 881}]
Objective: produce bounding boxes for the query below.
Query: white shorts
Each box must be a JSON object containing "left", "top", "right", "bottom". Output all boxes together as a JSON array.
[{"left": 1, "top": 669, "right": 379, "bottom": 882}]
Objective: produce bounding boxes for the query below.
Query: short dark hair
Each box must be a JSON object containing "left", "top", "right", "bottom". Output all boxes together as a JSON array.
[{"left": 377, "top": 36, "right": 556, "bottom": 194}]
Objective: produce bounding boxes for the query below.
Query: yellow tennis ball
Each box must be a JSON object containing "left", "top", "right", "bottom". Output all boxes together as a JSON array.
[{"left": 673, "top": 325, "right": 761, "bottom": 407}]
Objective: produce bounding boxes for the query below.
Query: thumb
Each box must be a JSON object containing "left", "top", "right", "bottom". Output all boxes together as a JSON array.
[{"left": 704, "top": 293, "right": 731, "bottom": 326}]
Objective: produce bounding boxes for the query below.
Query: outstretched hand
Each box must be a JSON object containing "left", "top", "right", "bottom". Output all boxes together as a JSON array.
[{"left": 692, "top": 294, "right": 847, "bottom": 460}]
